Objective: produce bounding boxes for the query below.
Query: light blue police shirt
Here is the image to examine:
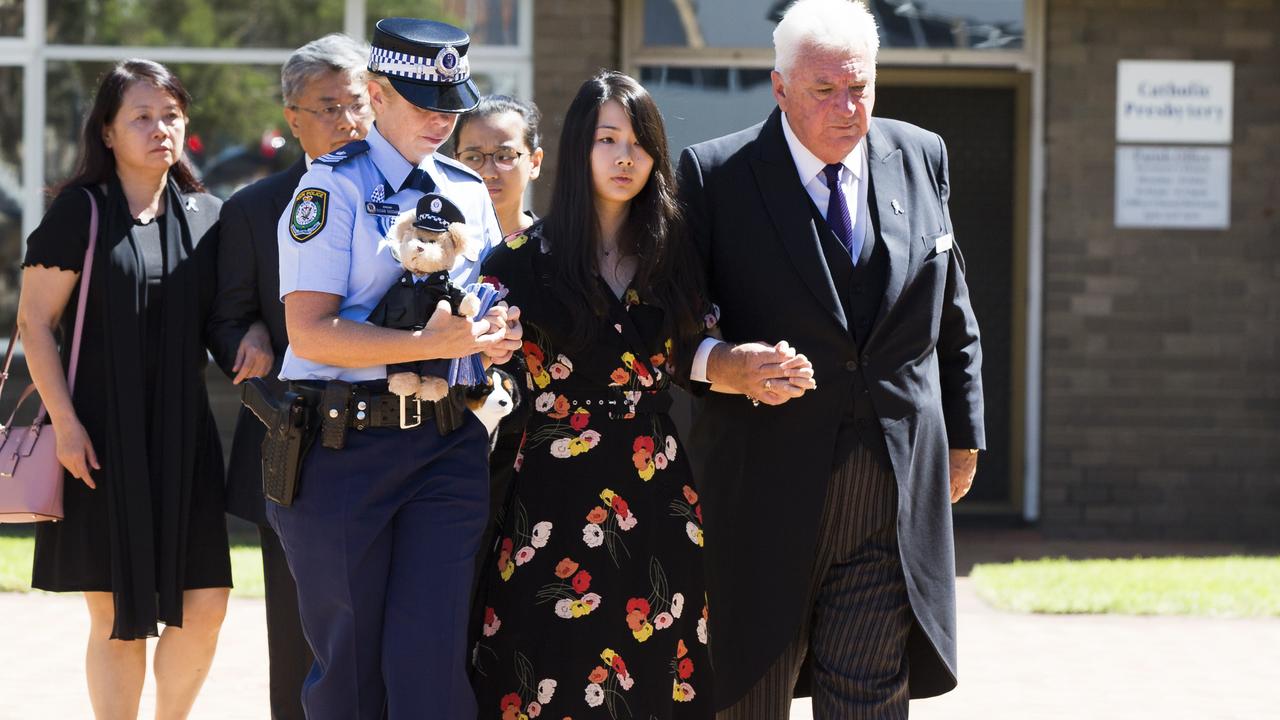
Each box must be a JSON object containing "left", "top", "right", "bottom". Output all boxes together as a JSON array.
[{"left": 277, "top": 123, "right": 503, "bottom": 382}]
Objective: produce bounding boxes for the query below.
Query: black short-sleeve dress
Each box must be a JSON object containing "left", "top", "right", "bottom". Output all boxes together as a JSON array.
[
  {"left": 23, "top": 183, "right": 230, "bottom": 637},
  {"left": 471, "top": 224, "right": 716, "bottom": 719}
]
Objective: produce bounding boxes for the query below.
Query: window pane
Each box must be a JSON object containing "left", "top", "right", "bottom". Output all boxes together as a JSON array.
[
  {"left": 471, "top": 69, "right": 519, "bottom": 98},
  {"left": 0, "top": 0, "right": 22, "bottom": 36},
  {"left": 643, "top": 0, "right": 1023, "bottom": 50},
  {"left": 46, "top": 61, "right": 300, "bottom": 201},
  {"left": 640, "top": 66, "right": 775, "bottom": 152},
  {"left": 0, "top": 66, "right": 20, "bottom": 327},
  {"left": 48, "top": 1, "right": 344, "bottom": 48},
  {"left": 367, "top": 0, "right": 522, "bottom": 46}
]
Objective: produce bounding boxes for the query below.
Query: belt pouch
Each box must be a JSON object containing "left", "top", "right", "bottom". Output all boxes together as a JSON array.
[
  {"left": 320, "top": 380, "right": 352, "bottom": 450},
  {"left": 433, "top": 386, "right": 466, "bottom": 436}
]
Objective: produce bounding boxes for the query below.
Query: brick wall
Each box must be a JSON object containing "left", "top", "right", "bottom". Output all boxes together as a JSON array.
[
  {"left": 530, "top": 0, "right": 621, "bottom": 212},
  {"left": 1042, "top": 0, "right": 1280, "bottom": 541}
]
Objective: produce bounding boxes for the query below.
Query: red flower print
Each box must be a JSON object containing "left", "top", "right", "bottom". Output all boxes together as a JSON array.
[
  {"left": 634, "top": 436, "right": 655, "bottom": 455},
  {"left": 695, "top": 505, "right": 703, "bottom": 523},
  {"left": 501, "top": 538, "right": 514, "bottom": 554},
  {"left": 678, "top": 657, "right": 694, "bottom": 679},
  {"left": 632, "top": 449, "right": 652, "bottom": 471},
  {"left": 633, "top": 363, "right": 651, "bottom": 381},
  {"left": 682, "top": 485, "right": 699, "bottom": 504},
  {"left": 626, "top": 609, "right": 647, "bottom": 632},
  {"left": 572, "top": 570, "right": 592, "bottom": 593},
  {"left": 650, "top": 353, "right": 665, "bottom": 367},
  {"left": 588, "top": 665, "right": 609, "bottom": 684},
  {"left": 586, "top": 506, "right": 608, "bottom": 524},
  {"left": 612, "top": 655, "right": 628, "bottom": 675},
  {"left": 499, "top": 692, "right": 521, "bottom": 711},
  {"left": 555, "top": 558, "right": 580, "bottom": 579},
  {"left": 570, "top": 409, "right": 590, "bottom": 430},
  {"left": 484, "top": 607, "right": 497, "bottom": 625},
  {"left": 610, "top": 367, "right": 630, "bottom": 385},
  {"left": 612, "top": 496, "right": 630, "bottom": 517},
  {"left": 522, "top": 341, "right": 545, "bottom": 364},
  {"left": 626, "top": 598, "right": 651, "bottom": 616},
  {"left": 548, "top": 395, "right": 571, "bottom": 420}
]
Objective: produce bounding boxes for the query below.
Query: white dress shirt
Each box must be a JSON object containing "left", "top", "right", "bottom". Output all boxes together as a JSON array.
[{"left": 690, "top": 113, "right": 868, "bottom": 383}]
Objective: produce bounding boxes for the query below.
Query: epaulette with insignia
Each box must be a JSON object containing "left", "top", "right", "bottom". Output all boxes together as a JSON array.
[
  {"left": 435, "top": 153, "right": 482, "bottom": 181},
  {"left": 314, "top": 140, "right": 371, "bottom": 167}
]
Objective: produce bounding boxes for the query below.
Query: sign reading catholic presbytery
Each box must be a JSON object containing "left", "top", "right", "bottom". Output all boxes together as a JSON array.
[
  {"left": 1115, "top": 60, "right": 1233, "bottom": 229},
  {"left": 1116, "top": 60, "right": 1233, "bottom": 144}
]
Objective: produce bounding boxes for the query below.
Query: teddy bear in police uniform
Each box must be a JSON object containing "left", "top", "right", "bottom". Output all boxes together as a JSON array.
[{"left": 368, "top": 192, "right": 481, "bottom": 402}]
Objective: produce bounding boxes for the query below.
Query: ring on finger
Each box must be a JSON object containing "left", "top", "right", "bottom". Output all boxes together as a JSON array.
[{"left": 763, "top": 379, "right": 772, "bottom": 391}]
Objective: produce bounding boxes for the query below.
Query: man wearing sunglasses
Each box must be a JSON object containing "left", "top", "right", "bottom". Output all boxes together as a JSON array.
[{"left": 207, "top": 32, "right": 373, "bottom": 720}]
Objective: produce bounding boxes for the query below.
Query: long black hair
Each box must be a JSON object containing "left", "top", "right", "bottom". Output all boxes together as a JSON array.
[
  {"left": 61, "top": 59, "right": 204, "bottom": 194},
  {"left": 542, "top": 71, "right": 706, "bottom": 361}
]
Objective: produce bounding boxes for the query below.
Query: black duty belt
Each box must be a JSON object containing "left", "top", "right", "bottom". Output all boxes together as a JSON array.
[{"left": 289, "top": 381, "right": 447, "bottom": 431}]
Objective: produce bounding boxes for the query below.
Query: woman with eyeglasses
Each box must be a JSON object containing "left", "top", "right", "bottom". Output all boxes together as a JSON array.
[{"left": 454, "top": 95, "right": 545, "bottom": 237}]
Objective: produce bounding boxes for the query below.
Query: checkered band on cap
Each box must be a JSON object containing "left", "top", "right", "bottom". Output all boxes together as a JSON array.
[{"left": 368, "top": 45, "right": 470, "bottom": 83}]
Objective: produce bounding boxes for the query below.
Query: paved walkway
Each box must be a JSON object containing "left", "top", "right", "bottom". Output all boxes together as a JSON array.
[
  {"left": 5, "top": 375, "right": 1265, "bottom": 716},
  {"left": 3, "top": 573, "right": 1278, "bottom": 719}
]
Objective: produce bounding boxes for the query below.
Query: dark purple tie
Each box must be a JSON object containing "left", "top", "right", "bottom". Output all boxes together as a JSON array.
[{"left": 823, "top": 163, "right": 858, "bottom": 262}]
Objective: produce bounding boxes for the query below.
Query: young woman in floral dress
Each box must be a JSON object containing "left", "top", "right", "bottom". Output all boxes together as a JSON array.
[{"left": 471, "top": 71, "right": 717, "bottom": 719}]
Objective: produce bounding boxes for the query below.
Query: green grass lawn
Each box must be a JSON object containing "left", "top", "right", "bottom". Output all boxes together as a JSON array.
[
  {"left": 0, "top": 530, "right": 265, "bottom": 598},
  {"left": 971, "top": 556, "right": 1280, "bottom": 617}
]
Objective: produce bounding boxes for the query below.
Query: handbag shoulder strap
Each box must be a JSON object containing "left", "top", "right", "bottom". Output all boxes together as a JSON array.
[
  {"left": 65, "top": 188, "right": 100, "bottom": 391},
  {"left": 1, "top": 188, "right": 99, "bottom": 421}
]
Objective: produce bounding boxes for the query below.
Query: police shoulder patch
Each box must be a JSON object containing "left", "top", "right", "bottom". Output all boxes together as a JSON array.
[
  {"left": 289, "top": 188, "right": 329, "bottom": 242},
  {"left": 313, "top": 139, "right": 370, "bottom": 167}
]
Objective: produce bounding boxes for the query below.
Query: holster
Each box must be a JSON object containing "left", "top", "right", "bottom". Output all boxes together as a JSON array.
[{"left": 242, "top": 378, "right": 314, "bottom": 507}]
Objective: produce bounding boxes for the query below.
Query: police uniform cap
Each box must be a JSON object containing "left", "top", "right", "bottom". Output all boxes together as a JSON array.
[
  {"left": 369, "top": 18, "right": 480, "bottom": 113},
  {"left": 414, "top": 193, "right": 466, "bottom": 232}
]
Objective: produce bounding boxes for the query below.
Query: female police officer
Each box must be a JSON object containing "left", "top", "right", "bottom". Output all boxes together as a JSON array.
[{"left": 269, "top": 18, "right": 521, "bottom": 719}]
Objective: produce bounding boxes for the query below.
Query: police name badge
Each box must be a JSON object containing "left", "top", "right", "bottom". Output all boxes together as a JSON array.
[
  {"left": 366, "top": 201, "right": 400, "bottom": 216},
  {"left": 289, "top": 188, "right": 329, "bottom": 242}
]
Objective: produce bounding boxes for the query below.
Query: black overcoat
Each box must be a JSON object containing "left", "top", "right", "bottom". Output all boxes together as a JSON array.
[{"left": 677, "top": 110, "right": 985, "bottom": 705}]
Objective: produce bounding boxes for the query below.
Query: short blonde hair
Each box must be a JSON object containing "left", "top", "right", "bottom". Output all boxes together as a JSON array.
[{"left": 774, "top": 0, "right": 880, "bottom": 79}]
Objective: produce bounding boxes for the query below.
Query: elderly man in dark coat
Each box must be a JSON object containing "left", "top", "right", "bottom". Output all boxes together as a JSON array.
[{"left": 677, "top": 0, "right": 985, "bottom": 717}]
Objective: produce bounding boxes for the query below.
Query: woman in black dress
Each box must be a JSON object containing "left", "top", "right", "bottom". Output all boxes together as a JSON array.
[
  {"left": 16, "top": 60, "right": 247, "bottom": 718},
  {"left": 471, "top": 72, "right": 719, "bottom": 719}
]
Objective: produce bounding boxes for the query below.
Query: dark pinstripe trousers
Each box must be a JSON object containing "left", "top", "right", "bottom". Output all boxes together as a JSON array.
[{"left": 718, "top": 445, "right": 911, "bottom": 720}]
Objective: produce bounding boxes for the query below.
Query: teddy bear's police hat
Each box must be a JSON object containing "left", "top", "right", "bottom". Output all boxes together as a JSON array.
[
  {"left": 414, "top": 193, "right": 466, "bottom": 232},
  {"left": 368, "top": 18, "right": 480, "bottom": 113}
]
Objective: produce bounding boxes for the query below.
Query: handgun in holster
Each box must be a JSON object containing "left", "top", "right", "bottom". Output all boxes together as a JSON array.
[{"left": 242, "top": 377, "right": 314, "bottom": 507}]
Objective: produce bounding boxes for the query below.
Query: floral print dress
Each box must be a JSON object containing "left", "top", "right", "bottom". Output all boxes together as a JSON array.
[{"left": 472, "top": 225, "right": 715, "bottom": 720}]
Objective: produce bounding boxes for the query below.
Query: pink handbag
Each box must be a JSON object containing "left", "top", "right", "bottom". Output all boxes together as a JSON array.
[{"left": 0, "top": 189, "right": 98, "bottom": 522}]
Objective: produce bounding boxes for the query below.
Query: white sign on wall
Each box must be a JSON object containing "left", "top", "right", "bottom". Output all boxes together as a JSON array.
[
  {"left": 1116, "top": 60, "right": 1233, "bottom": 144},
  {"left": 1115, "top": 146, "right": 1230, "bottom": 229}
]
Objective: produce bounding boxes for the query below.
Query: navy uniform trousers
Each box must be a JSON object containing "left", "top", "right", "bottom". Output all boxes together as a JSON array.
[{"left": 267, "top": 415, "right": 489, "bottom": 719}]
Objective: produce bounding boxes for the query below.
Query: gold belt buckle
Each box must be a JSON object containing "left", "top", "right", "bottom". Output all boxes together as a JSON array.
[{"left": 399, "top": 396, "right": 423, "bottom": 429}]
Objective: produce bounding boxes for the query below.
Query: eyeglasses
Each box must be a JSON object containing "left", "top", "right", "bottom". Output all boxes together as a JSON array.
[
  {"left": 288, "top": 100, "right": 371, "bottom": 123},
  {"left": 455, "top": 149, "right": 527, "bottom": 171}
]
